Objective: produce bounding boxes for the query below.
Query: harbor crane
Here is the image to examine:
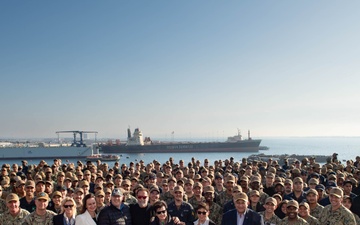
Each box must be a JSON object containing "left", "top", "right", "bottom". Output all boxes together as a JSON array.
[{"left": 56, "top": 131, "right": 98, "bottom": 147}]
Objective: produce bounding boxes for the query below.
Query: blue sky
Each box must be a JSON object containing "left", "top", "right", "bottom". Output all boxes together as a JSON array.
[{"left": 1, "top": 1, "right": 360, "bottom": 139}]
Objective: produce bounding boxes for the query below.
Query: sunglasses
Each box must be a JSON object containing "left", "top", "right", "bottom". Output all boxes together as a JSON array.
[
  {"left": 197, "top": 211, "right": 207, "bottom": 215},
  {"left": 156, "top": 210, "right": 166, "bottom": 215},
  {"left": 64, "top": 205, "right": 74, "bottom": 208},
  {"left": 137, "top": 196, "right": 148, "bottom": 200}
]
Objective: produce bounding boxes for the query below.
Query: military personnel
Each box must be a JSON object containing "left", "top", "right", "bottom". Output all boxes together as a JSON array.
[
  {"left": 280, "top": 200, "right": 309, "bottom": 225},
  {"left": 305, "top": 188, "right": 323, "bottom": 219},
  {"left": 284, "top": 177, "right": 306, "bottom": 203},
  {"left": 0, "top": 193, "right": 30, "bottom": 225},
  {"left": 298, "top": 202, "right": 319, "bottom": 225},
  {"left": 0, "top": 185, "right": 6, "bottom": 214},
  {"left": 249, "top": 176, "right": 269, "bottom": 205},
  {"left": 259, "top": 197, "right": 282, "bottom": 225},
  {"left": 222, "top": 185, "right": 242, "bottom": 213},
  {"left": 216, "top": 174, "right": 235, "bottom": 207},
  {"left": 167, "top": 186, "right": 195, "bottom": 225},
  {"left": 20, "top": 180, "right": 36, "bottom": 213},
  {"left": 203, "top": 185, "right": 222, "bottom": 225},
  {"left": 319, "top": 187, "right": 356, "bottom": 225},
  {"left": 188, "top": 182, "right": 205, "bottom": 210},
  {"left": 22, "top": 192, "right": 57, "bottom": 225},
  {"left": 121, "top": 179, "right": 137, "bottom": 205},
  {"left": 95, "top": 190, "right": 106, "bottom": 214}
]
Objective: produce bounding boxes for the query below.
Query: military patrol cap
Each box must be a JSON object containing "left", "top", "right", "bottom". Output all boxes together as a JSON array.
[
  {"left": 185, "top": 178, "right": 194, "bottom": 185},
  {"left": 57, "top": 171, "right": 65, "bottom": 177},
  {"left": 193, "top": 182, "right": 203, "bottom": 189},
  {"left": 215, "top": 172, "right": 223, "bottom": 179},
  {"left": 240, "top": 176, "right": 249, "bottom": 182},
  {"left": 15, "top": 180, "right": 25, "bottom": 188},
  {"left": 265, "top": 197, "right": 277, "bottom": 205},
  {"left": 226, "top": 174, "right": 236, "bottom": 183},
  {"left": 174, "top": 185, "right": 184, "bottom": 193},
  {"left": 112, "top": 188, "right": 123, "bottom": 196},
  {"left": 6, "top": 193, "right": 19, "bottom": 203},
  {"left": 203, "top": 185, "right": 214, "bottom": 193},
  {"left": 251, "top": 176, "right": 261, "bottom": 183},
  {"left": 121, "top": 179, "right": 131, "bottom": 186},
  {"left": 275, "top": 182, "right": 284, "bottom": 187},
  {"left": 36, "top": 192, "right": 49, "bottom": 201},
  {"left": 233, "top": 192, "right": 248, "bottom": 202},
  {"left": 194, "top": 174, "right": 202, "bottom": 180},
  {"left": 287, "top": 200, "right": 299, "bottom": 209},
  {"left": 168, "top": 176, "right": 177, "bottom": 183},
  {"left": 35, "top": 180, "right": 45, "bottom": 185},
  {"left": 150, "top": 186, "right": 160, "bottom": 193},
  {"left": 202, "top": 177, "right": 211, "bottom": 184},
  {"left": 329, "top": 187, "right": 343, "bottom": 198},
  {"left": 306, "top": 188, "right": 318, "bottom": 196},
  {"left": 308, "top": 178, "right": 319, "bottom": 185},
  {"left": 315, "top": 184, "right": 325, "bottom": 191},
  {"left": 79, "top": 180, "right": 89, "bottom": 187},
  {"left": 284, "top": 179, "right": 293, "bottom": 184}
]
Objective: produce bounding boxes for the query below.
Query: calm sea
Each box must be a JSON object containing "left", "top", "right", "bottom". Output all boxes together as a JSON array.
[{"left": 1, "top": 137, "right": 360, "bottom": 166}]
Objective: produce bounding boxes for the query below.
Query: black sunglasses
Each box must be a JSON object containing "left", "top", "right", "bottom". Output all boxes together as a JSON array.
[
  {"left": 156, "top": 210, "right": 166, "bottom": 215},
  {"left": 64, "top": 205, "right": 74, "bottom": 208},
  {"left": 197, "top": 211, "right": 207, "bottom": 215}
]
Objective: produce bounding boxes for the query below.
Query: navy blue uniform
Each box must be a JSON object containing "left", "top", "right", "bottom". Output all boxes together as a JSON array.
[{"left": 167, "top": 201, "right": 195, "bottom": 225}]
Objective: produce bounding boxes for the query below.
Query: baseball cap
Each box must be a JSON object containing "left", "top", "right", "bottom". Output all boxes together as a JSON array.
[
  {"left": 306, "top": 188, "right": 318, "bottom": 196},
  {"left": 265, "top": 197, "right": 277, "bottom": 205},
  {"left": 52, "top": 191, "right": 62, "bottom": 198},
  {"left": 6, "top": 193, "right": 19, "bottom": 203},
  {"left": 329, "top": 187, "right": 343, "bottom": 198},
  {"left": 95, "top": 190, "right": 105, "bottom": 197},
  {"left": 203, "top": 185, "right": 214, "bottom": 193},
  {"left": 112, "top": 188, "right": 123, "bottom": 196},
  {"left": 36, "top": 192, "right": 49, "bottom": 201},
  {"left": 173, "top": 185, "right": 184, "bottom": 193},
  {"left": 287, "top": 200, "right": 299, "bottom": 209},
  {"left": 233, "top": 192, "right": 248, "bottom": 202}
]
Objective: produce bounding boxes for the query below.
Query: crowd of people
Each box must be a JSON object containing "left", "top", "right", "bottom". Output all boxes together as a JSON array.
[{"left": 0, "top": 153, "right": 360, "bottom": 225}]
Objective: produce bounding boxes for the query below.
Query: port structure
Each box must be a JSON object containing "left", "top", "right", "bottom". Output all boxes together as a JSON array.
[{"left": 56, "top": 131, "right": 98, "bottom": 147}]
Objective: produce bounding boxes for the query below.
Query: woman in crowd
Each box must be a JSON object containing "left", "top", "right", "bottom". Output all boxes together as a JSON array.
[
  {"left": 150, "top": 200, "right": 179, "bottom": 225},
  {"left": 193, "top": 202, "right": 215, "bottom": 225},
  {"left": 75, "top": 193, "right": 97, "bottom": 225},
  {"left": 343, "top": 195, "right": 360, "bottom": 224},
  {"left": 53, "top": 197, "right": 77, "bottom": 225}
]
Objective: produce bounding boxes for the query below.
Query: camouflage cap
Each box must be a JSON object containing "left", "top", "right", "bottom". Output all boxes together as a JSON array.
[
  {"left": 265, "top": 197, "right": 277, "bottom": 205},
  {"left": 95, "top": 190, "right": 105, "bottom": 197},
  {"left": 25, "top": 180, "right": 35, "bottom": 188},
  {"left": 306, "top": 188, "right": 318, "bottom": 196},
  {"left": 287, "top": 200, "right": 299, "bottom": 209},
  {"left": 173, "top": 185, "right": 184, "bottom": 193},
  {"left": 203, "top": 185, "right": 214, "bottom": 193},
  {"left": 299, "top": 201, "right": 309, "bottom": 209},
  {"left": 52, "top": 191, "right": 62, "bottom": 198},
  {"left": 329, "top": 187, "right": 343, "bottom": 198}
]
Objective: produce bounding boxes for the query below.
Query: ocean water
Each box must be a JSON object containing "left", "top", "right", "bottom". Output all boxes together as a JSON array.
[{"left": 2, "top": 137, "right": 359, "bottom": 167}]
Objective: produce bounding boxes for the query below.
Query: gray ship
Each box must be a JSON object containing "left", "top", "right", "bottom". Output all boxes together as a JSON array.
[{"left": 101, "top": 128, "right": 261, "bottom": 154}]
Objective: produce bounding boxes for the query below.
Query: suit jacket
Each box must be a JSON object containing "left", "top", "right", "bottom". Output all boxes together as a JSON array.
[
  {"left": 75, "top": 210, "right": 97, "bottom": 225},
  {"left": 221, "top": 208, "right": 262, "bottom": 225},
  {"left": 53, "top": 213, "right": 76, "bottom": 225}
]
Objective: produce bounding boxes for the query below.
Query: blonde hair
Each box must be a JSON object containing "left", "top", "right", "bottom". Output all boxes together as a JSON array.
[{"left": 60, "top": 197, "right": 77, "bottom": 215}]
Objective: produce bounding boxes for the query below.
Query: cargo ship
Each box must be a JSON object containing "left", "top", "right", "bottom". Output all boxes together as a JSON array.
[{"left": 101, "top": 128, "right": 261, "bottom": 154}]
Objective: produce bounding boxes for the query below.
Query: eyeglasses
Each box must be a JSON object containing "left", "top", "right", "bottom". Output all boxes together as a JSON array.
[
  {"left": 156, "top": 210, "right": 166, "bottom": 215},
  {"left": 64, "top": 205, "right": 74, "bottom": 208},
  {"left": 197, "top": 211, "right": 207, "bottom": 215},
  {"left": 137, "top": 196, "right": 148, "bottom": 200}
]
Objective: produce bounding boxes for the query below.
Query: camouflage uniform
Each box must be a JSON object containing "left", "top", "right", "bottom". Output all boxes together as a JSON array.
[
  {"left": 309, "top": 204, "right": 323, "bottom": 219},
  {"left": 259, "top": 211, "right": 282, "bottom": 225},
  {"left": 161, "top": 191, "right": 174, "bottom": 205},
  {"left": 0, "top": 208, "right": 30, "bottom": 225},
  {"left": 353, "top": 213, "right": 360, "bottom": 225},
  {"left": 280, "top": 216, "right": 309, "bottom": 225},
  {"left": 208, "top": 202, "right": 222, "bottom": 225},
  {"left": 215, "top": 191, "right": 232, "bottom": 207},
  {"left": 22, "top": 210, "right": 57, "bottom": 225},
  {"left": 259, "top": 191, "right": 269, "bottom": 205},
  {"left": 0, "top": 199, "right": 6, "bottom": 214},
  {"left": 188, "top": 196, "right": 205, "bottom": 211},
  {"left": 124, "top": 194, "right": 137, "bottom": 205},
  {"left": 318, "top": 204, "right": 356, "bottom": 225},
  {"left": 304, "top": 215, "right": 319, "bottom": 225}
]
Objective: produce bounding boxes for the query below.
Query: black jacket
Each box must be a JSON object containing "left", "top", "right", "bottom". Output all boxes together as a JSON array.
[{"left": 97, "top": 203, "right": 132, "bottom": 225}]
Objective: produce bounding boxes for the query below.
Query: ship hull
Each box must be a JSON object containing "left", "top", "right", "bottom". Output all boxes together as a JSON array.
[
  {"left": 101, "top": 139, "right": 261, "bottom": 153},
  {"left": 0, "top": 146, "right": 93, "bottom": 159}
]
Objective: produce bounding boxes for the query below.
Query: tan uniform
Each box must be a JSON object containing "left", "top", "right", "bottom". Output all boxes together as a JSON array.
[
  {"left": 22, "top": 210, "right": 57, "bottom": 225},
  {"left": 309, "top": 203, "right": 323, "bottom": 219},
  {"left": 0, "top": 208, "right": 30, "bottom": 225},
  {"left": 318, "top": 204, "right": 356, "bottom": 225},
  {"left": 259, "top": 211, "right": 282, "bottom": 225},
  {"left": 280, "top": 216, "right": 309, "bottom": 225}
]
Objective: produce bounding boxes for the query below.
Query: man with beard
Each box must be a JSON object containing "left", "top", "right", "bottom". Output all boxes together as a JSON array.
[
  {"left": 319, "top": 187, "right": 356, "bottom": 225},
  {"left": 284, "top": 177, "right": 306, "bottom": 203},
  {"left": 280, "top": 200, "right": 308, "bottom": 225},
  {"left": 20, "top": 180, "right": 36, "bottom": 213},
  {"left": 305, "top": 189, "right": 323, "bottom": 219},
  {"left": 130, "top": 188, "right": 152, "bottom": 225}
]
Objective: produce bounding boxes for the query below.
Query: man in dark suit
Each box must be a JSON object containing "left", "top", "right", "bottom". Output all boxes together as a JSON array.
[{"left": 221, "top": 192, "right": 262, "bottom": 225}]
